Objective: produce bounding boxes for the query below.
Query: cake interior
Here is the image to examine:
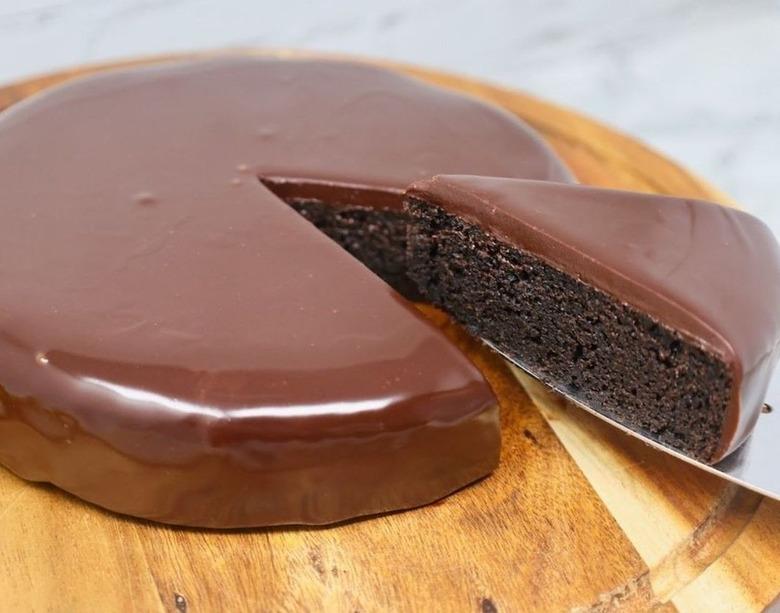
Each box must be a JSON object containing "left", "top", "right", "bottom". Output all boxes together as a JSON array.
[
  {"left": 268, "top": 182, "right": 732, "bottom": 463},
  {"left": 274, "top": 195, "right": 420, "bottom": 298},
  {"left": 404, "top": 198, "right": 732, "bottom": 463}
]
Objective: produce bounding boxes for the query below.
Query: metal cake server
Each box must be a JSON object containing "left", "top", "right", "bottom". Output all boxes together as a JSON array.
[{"left": 485, "top": 341, "right": 780, "bottom": 501}]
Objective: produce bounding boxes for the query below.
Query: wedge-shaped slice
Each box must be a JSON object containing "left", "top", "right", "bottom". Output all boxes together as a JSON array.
[{"left": 406, "top": 176, "right": 780, "bottom": 463}]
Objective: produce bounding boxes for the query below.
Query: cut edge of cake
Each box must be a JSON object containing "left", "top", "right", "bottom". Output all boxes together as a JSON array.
[{"left": 402, "top": 175, "right": 780, "bottom": 464}]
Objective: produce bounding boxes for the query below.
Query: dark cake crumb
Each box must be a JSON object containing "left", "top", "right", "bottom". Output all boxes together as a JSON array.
[
  {"left": 405, "top": 198, "right": 732, "bottom": 462},
  {"left": 285, "top": 198, "right": 420, "bottom": 298},
  {"left": 276, "top": 189, "right": 733, "bottom": 462}
]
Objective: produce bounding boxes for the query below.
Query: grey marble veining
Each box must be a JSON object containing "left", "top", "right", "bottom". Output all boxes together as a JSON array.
[{"left": 0, "top": 0, "right": 777, "bottom": 234}]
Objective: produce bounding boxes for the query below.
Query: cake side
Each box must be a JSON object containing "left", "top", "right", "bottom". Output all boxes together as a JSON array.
[{"left": 0, "top": 378, "right": 498, "bottom": 528}]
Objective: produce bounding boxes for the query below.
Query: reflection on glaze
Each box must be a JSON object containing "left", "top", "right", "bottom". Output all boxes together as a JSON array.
[{"left": 83, "top": 377, "right": 400, "bottom": 419}]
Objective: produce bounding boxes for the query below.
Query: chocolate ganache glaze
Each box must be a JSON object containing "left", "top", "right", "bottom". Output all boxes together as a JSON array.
[
  {"left": 0, "top": 58, "right": 571, "bottom": 527},
  {"left": 405, "top": 176, "right": 780, "bottom": 462}
]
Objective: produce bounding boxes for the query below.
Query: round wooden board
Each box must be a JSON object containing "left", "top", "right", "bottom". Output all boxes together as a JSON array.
[{"left": 0, "top": 52, "right": 778, "bottom": 613}]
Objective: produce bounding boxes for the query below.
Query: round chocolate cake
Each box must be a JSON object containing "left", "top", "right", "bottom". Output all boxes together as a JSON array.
[
  {"left": 0, "top": 56, "right": 777, "bottom": 528},
  {"left": 0, "top": 57, "right": 569, "bottom": 527}
]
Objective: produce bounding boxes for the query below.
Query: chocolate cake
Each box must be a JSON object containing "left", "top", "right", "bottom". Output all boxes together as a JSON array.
[
  {"left": 0, "top": 58, "right": 571, "bottom": 527},
  {"left": 405, "top": 176, "right": 780, "bottom": 463}
]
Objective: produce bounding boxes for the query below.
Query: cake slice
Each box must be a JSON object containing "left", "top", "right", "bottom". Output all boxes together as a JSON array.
[{"left": 405, "top": 176, "right": 780, "bottom": 463}]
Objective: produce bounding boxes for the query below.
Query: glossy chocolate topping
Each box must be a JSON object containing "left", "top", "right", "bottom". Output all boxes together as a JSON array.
[
  {"left": 407, "top": 176, "right": 780, "bottom": 460},
  {"left": 0, "top": 57, "right": 574, "bottom": 527}
]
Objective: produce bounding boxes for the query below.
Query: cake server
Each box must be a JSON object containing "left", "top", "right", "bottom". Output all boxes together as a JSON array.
[{"left": 486, "top": 341, "right": 780, "bottom": 502}]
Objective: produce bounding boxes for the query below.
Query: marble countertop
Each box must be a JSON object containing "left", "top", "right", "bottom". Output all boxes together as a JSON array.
[{"left": 0, "top": 0, "right": 777, "bottom": 233}]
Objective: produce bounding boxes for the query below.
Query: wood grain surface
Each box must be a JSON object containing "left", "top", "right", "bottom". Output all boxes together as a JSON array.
[{"left": 0, "top": 51, "right": 777, "bottom": 613}]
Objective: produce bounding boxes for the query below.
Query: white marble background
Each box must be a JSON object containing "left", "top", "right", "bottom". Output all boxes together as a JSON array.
[{"left": 0, "top": 0, "right": 777, "bottom": 233}]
